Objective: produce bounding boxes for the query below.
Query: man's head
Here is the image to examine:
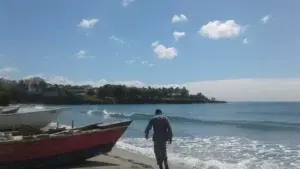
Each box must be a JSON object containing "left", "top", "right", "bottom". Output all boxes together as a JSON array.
[{"left": 155, "top": 109, "right": 162, "bottom": 115}]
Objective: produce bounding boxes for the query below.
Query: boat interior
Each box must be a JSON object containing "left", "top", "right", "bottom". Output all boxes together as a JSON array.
[{"left": 0, "top": 120, "right": 131, "bottom": 143}]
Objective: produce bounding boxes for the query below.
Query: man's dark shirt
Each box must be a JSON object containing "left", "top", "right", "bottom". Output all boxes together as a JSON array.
[{"left": 145, "top": 115, "right": 173, "bottom": 142}]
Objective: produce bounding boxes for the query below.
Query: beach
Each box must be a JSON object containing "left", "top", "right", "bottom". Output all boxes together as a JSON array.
[{"left": 66, "top": 148, "right": 183, "bottom": 169}]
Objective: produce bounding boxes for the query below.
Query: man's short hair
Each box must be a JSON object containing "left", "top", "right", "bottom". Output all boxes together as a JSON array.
[{"left": 155, "top": 109, "right": 162, "bottom": 115}]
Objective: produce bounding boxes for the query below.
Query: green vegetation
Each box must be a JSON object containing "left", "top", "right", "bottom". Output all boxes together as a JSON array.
[{"left": 0, "top": 77, "right": 226, "bottom": 105}]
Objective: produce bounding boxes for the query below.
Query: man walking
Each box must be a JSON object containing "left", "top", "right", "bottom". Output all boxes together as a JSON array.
[{"left": 145, "top": 109, "right": 173, "bottom": 169}]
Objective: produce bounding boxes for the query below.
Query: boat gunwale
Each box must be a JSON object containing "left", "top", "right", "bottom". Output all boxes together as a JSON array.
[{"left": 0, "top": 120, "right": 132, "bottom": 145}]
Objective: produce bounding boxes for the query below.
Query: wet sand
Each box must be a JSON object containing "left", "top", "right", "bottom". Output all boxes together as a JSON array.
[{"left": 64, "top": 148, "right": 184, "bottom": 169}]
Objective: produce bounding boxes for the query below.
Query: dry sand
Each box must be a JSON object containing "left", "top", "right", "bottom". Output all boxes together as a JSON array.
[{"left": 63, "top": 148, "right": 185, "bottom": 169}]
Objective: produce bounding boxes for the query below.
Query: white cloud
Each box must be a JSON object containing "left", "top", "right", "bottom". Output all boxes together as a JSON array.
[
  {"left": 151, "top": 41, "right": 159, "bottom": 47},
  {"left": 173, "top": 31, "right": 186, "bottom": 41},
  {"left": 151, "top": 42, "right": 177, "bottom": 59},
  {"left": 172, "top": 14, "right": 188, "bottom": 23},
  {"left": 125, "top": 57, "right": 142, "bottom": 64},
  {"left": 125, "top": 59, "right": 154, "bottom": 67},
  {"left": 0, "top": 67, "right": 19, "bottom": 74},
  {"left": 122, "top": 0, "right": 135, "bottom": 7},
  {"left": 75, "top": 50, "right": 86, "bottom": 59},
  {"left": 109, "top": 36, "right": 124, "bottom": 44},
  {"left": 114, "top": 80, "right": 145, "bottom": 87},
  {"left": 78, "top": 19, "right": 99, "bottom": 28},
  {"left": 23, "top": 74, "right": 108, "bottom": 87},
  {"left": 75, "top": 50, "right": 94, "bottom": 59},
  {"left": 141, "top": 60, "right": 155, "bottom": 67},
  {"left": 141, "top": 60, "right": 148, "bottom": 64},
  {"left": 243, "top": 38, "right": 248, "bottom": 44},
  {"left": 261, "top": 15, "right": 271, "bottom": 24},
  {"left": 22, "top": 73, "right": 44, "bottom": 80},
  {"left": 20, "top": 75, "right": 300, "bottom": 101},
  {"left": 184, "top": 79, "right": 300, "bottom": 101},
  {"left": 0, "top": 67, "right": 19, "bottom": 79},
  {"left": 199, "top": 20, "right": 243, "bottom": 39},
  {"left": 125, "top": 60, "right": 135, "bottom": 64},
  {"left": 22, "top": 74, "right": 145, "bottom": 88}
]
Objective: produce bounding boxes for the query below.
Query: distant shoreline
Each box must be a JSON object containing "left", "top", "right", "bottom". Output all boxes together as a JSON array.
[
  {"left": 10, "top": 97, "right": 227, "bottom": 105},
  {"left": 0, "top": 77, "right": 227, "bottom": 106}
]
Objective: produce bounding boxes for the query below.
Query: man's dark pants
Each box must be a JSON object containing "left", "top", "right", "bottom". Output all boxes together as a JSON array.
[{"left": 153, "top": 140, "right": 168, "bottom": 166}]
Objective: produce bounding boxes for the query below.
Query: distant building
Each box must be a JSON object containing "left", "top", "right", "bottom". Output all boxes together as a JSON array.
[{"left": 25, "top": 77, "right": 44, "bottom": 94}]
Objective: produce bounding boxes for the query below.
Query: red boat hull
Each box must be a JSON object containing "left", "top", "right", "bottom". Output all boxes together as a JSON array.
[{"left": 0, "top": 120, "right": 132, "bottom": 169}]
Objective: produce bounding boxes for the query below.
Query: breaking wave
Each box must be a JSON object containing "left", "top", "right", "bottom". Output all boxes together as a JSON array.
[
  {"left": 102, "top": 110, "right": 300, "bottom": 131},
  {"left": 117, "top": 136, "right": 300, "bottom": 169}
]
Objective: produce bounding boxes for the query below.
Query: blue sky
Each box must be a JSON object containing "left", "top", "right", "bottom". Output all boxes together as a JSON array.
[{"left": 0, "top": 0, "right": 299, "bottom": 101}]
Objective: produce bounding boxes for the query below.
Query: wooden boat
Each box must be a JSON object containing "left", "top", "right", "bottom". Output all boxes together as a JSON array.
[
  {"left": 0, "top": 107, "right": 19, "bottom": 114},
  {"left": 0, "top": 120, "right": 132, "bottom": 168},
  {"left": 0, "top": 119, "right": 132, "bottom": 169},
  {"left": 0, "top": 108, "right": 63, "bottom": 131}
]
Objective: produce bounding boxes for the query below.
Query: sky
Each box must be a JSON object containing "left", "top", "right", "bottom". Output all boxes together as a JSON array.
[{"left": 0, "top": 0, "right": 299, "bottom": 101}]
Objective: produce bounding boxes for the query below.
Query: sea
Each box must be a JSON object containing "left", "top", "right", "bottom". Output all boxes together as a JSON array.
[{"left": 22, "top": 102, "right": 300, "bottom": 169}]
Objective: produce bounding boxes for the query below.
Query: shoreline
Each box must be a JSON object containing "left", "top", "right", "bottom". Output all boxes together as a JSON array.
[
  {"left": 9, "top": 101, "right": 227, "bottom": 106},
  {"left": 0, "top": 77, "right": 226, "bottom": 106},
  {"left": 65, "top": 147, "right": 185, "bottom": 169}
]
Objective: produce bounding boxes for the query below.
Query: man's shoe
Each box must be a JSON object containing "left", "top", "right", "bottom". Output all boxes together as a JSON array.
[{"left": 164, "top": 163, "right": 169, "bottom": 169}]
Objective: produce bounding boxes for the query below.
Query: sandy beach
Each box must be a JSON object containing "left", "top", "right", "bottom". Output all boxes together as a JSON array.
[{"left": 64, "top": 148, "right": 184, "bottom": 169}]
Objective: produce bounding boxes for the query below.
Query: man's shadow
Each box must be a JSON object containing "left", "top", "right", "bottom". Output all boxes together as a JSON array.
[
  {"left": 2, "top": 161, "right": 119, "bottom": 169},
  {"left": 56, "top": 160, "right": 119, "bottom": 169}
]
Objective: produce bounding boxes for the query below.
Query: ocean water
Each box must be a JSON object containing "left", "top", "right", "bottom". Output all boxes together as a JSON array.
[{"left": 24, "top": 103, "right": 300, "bottom": 169}]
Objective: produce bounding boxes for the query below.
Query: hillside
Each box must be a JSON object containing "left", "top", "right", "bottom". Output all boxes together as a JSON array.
[{"left": 0, "top": 78, "right": 226, "bottom": 106}]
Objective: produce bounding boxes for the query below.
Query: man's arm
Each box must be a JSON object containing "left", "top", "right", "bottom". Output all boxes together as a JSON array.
[
  {"left": 144, "top": 118, "right": 153, "bottom": 139},
  {"left": 165, "top": 117, "right": 173, "bottom": 142}
]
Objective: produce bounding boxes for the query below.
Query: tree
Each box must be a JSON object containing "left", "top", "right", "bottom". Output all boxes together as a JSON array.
[
  {"left": 97, "top": 84, "right": 115, "bottom": 98},
  {"left": 0, "top": 77, "right": 225, "bottom": 105},
  {"left": 86, "top": 89, "right": 96, "bottom": 96},
  {"left": 174, "top": 87, "right": 181, "bottom": 97},
  {"left": 0, "top": 91, "right": 10, "bottom": 106},
  {"left": 39, "top": 80, "right": 47, "bottom": 92},
  {"left": 113, "top": 85, "right": 126, "bottom": 101},
  {"left": 18, "top": 80, "right": 27, "bottom": 90},
  {"left": 180, "top": 87, "right": 189, "bottom": 98}
]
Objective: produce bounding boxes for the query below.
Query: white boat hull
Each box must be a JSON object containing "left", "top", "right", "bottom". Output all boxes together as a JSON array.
[{"left": 0, "top": 108, "right": 63, "bottom": 131}]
